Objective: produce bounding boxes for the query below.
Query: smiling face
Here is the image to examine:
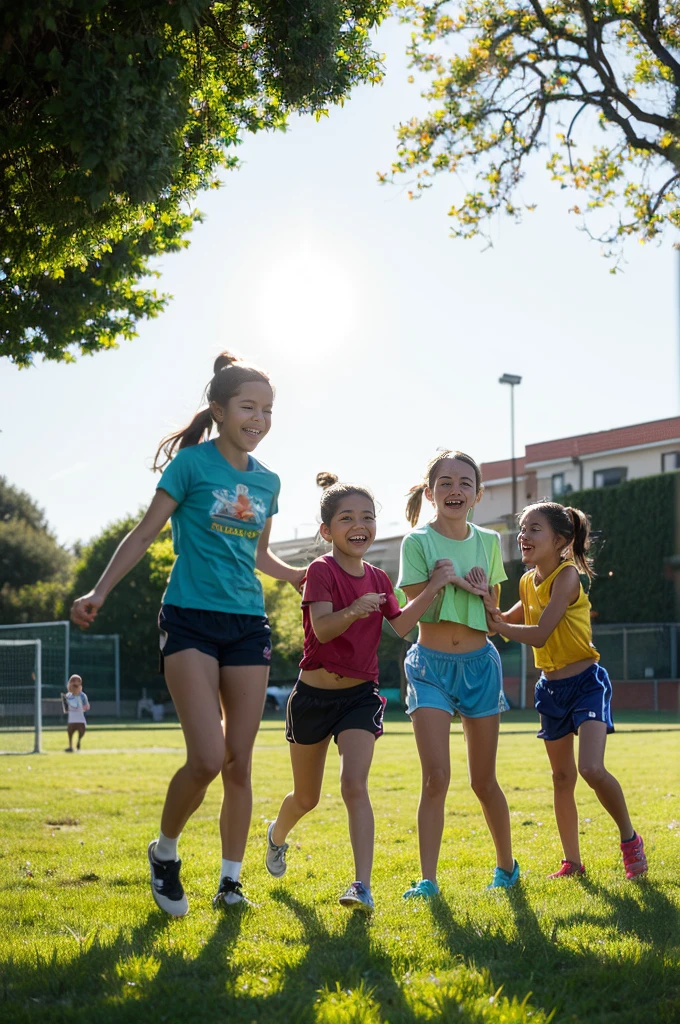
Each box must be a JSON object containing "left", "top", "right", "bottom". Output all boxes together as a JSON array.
[
  {"left": 517, "top": 509, "right": 569, "bottom": 567},
  {"left": 320, "top": 492, "right": 377, "bottom": 559},
  {"left": 426, "top": 458, "right": 481, "bottom": 522},
  {"left": 212, "top": 381, "right": 273, "bottom": 453}
]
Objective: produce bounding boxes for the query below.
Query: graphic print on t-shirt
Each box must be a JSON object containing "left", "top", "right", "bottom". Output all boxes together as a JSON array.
[{"left": 210, "top": 484, "right": 267, "bottom": 538}]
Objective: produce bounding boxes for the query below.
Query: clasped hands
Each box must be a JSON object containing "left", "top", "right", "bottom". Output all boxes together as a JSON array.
[{"left": 432, "top": 560, "right": 502, "bottom": 625}]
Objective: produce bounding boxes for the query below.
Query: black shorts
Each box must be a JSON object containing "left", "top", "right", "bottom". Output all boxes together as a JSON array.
[
  {"left": 158, "top": 604, "right": 271, "bottom": 670},
  {"left": 285, "top": 680, "right": 386, "bottom": 745}
]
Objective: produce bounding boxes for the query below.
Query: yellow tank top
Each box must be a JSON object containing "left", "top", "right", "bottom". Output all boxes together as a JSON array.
[{"left": 519, "top": 560, "right": 599, "bottom": 673}]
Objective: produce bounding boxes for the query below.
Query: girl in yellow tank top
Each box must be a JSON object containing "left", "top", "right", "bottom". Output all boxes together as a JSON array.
[{"left": 485, "top": 501, "right": 647, "bottom": 882}]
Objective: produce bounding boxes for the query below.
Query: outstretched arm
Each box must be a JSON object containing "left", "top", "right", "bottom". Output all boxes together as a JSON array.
[
  {"left": 388, "top": 559, "right": 459, "bottom": 637},
  {"left": 71, "top": 489, "right": 178, "bottom": 628},
  {"left": 256, "top": 518, "right": 306, "bottom": 592},
  {"left": 493, "top": 568, "right": 579, "bottom": 647},
  {"left": 309, "top": 594, "right": 387, "bottom": 644}
]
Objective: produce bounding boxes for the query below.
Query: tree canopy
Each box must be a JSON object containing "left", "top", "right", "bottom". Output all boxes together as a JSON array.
[
  {"left": 0, "top": 476, "right": 71, "bottom": 591},
  {"left": 386, "top": 0, "right": 680, "bottom": 259},
  {"left": 1, "top": 1, "right": 387, "bottom": 367}
]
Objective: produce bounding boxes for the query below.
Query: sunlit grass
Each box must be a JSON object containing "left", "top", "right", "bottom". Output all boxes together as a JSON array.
[{"left": 1, "top": 713, "right": 679, "bottom": 1023}]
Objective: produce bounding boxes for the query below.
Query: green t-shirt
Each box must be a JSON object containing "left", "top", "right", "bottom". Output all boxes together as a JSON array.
[
  {"left": 398, "top": 522, "right": 507, "bottom": 629},
  {"left": 158, "top": 441, "right": 280, "bottom": 615}
]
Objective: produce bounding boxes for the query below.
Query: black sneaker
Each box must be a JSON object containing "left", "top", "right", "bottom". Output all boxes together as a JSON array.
[
  {"left": 147, "top": 840, "right": 188, "bottom": 917},
  {"left": 212, "top": 876, "right": 255, "bottom": 909}
]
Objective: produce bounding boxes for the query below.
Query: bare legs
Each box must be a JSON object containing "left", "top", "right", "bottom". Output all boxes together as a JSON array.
[
  {"left": 411, "top": 709, "right": 514, "bottom": 883},
  {"left": 159, "top": 651, "right": 269, "bottom": 864},
  {"left": 272, "top": 729, "right": 376, "bottom": 886},
  {"left": 218, "top": 665, "right": 269, "bottom": 860},
  {"left": 411, "top": 709, "right": 451, "bottom": 883},
  {"left": 462, "top": 714, "right": 513, "bottom": 872},
  {"left": 545, "top": 722, "right": 634, "bottom": 863},
  {"left": 66, "top": 723, "right": 85, "bottom": 751},
  {"left": 338, "top": 730, "right": 376, "bottom": 884},
  {"left": 272, "top": 738, "right": 331, "bottom": 844},
  {"left": 160, "top": 650, "right": 224, "bottom": 838}
]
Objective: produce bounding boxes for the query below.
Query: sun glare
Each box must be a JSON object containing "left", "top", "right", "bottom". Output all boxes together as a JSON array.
[{"left": 255, "top": 238, "right": 358, "bottom": 352}]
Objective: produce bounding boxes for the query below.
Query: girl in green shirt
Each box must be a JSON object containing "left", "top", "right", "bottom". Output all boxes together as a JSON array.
[{"left": 398, "top": 450, "right": 519, "bottom": 898}]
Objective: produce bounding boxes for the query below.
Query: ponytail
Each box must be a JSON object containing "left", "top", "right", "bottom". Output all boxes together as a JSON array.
[
  {"left": 153, "top": 350, "right": 272, "bottom": 471},
  {"left": 405, "top": 484, "right": 427, "bottom": 527},
  {"left": 153, "top": 408, "right": 214, "bottom": 470},
  {"left": 565, "top": 506, "right": 595, "bottom": 580},
  {"left": 520, "top": 501, "right": 596, "bottom": 579}
]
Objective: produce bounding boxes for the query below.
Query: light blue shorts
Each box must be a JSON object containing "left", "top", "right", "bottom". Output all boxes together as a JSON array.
[{"left": 404, "top": 641, "right": 509, "bottom": 719}]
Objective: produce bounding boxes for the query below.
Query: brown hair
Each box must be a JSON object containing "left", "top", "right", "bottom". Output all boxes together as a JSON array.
[
  {"left": 316, "top": 472, "right": 375, "bottom": 527},
  {"left": 520, "top": 501, "right": 595, "bottom": 579},
  {"left": 405, "top": 450, "right": 483, "bottom": 527},
  {"left": 153, "top": 352, "right": 272, "bottom": 470}
]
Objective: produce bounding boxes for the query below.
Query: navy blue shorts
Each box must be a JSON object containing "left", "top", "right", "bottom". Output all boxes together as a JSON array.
[
  {"left": 535, "top": 662, "right": 614, "bottom": 741},
  {"left": 158, "top": 604, "right": 271, "bottom": 669}
]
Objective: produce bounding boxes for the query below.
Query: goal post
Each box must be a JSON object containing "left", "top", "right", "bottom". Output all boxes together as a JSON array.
[{"left": 0, "top": 639, "right": 42, "bottom": 754}]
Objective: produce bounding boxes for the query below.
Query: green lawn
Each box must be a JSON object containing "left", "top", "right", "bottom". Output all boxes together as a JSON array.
[{"left": 2, "top": 713, "right": 679, "bottom": 1023}]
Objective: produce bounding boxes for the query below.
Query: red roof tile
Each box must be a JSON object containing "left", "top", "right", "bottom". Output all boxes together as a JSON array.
[
  {"left": 481, "top": 457, "right": 526, "bottom": 482},
  {"left": 525, "top": 416, "right": 680, "bottom": 463}
]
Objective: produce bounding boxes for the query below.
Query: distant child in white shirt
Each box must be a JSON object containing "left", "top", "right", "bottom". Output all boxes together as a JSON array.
[{"left": 61, "top": 675, "right": 90, "bottom": 752}]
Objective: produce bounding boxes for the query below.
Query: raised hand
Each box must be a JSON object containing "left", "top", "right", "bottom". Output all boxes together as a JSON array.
[
  {"left": 70, "top": 590, "right": 105, "bottom": 629},
  {"left": 350, "top": 593, "right": 386, "bottom": 619}
]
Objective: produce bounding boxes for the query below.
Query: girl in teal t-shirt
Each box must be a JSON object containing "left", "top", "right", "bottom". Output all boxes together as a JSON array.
[
  {"left": 398, "top": 449, "right": 518, "bottom": 899},
  {"left": 70, "top": 351, "right": 305, "bottom": 916}
]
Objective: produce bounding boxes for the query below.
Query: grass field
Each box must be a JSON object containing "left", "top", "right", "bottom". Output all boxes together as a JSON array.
[{"left": 2, "top": 712, "right": 679, "bottom": 1023}]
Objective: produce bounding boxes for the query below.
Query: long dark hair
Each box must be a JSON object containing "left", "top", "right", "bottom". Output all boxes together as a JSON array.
[
  {"left": 405, "top": 449, "right": 482, "bottom": 527},
  {"left": 316, "top": 472, "right": 375, "bottom": 526},
  {"left": 153, "top": 351, "right": 272, "bottom": 470},
  {"left": 520, "top": 501, "right": 595, "bottom": 579}
]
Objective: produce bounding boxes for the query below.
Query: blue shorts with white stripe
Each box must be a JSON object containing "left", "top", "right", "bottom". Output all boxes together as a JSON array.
[{"left": 535, "top": 662, "right": 614, "bottom": 741}]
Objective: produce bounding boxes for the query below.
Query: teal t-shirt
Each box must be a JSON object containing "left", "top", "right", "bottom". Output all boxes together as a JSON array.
[
  {"left": 157, "top": 441, "right": 280, "bottom": 615},
  {"left": 398, "top": 522, "right": 507, "bottom": 630}
]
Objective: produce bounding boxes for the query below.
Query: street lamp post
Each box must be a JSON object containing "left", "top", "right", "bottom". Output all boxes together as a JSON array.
[{"left": 498, "top": 373, "right": 522, "bottom": 517}]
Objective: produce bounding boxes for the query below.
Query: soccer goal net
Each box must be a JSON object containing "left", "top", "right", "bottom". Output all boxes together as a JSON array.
[{"left": 0, "top": 640, "right": 42, "bottom": 754}]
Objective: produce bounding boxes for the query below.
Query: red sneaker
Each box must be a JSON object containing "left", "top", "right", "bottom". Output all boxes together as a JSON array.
[
  {"left": 547, "top": 859, "right": 585, "bottom": 879},
  {"left": 620, "top": 833, "right": 648, "bottom": 879}
]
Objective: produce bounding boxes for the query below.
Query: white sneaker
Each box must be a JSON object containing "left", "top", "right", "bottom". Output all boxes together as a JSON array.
[
  {"left": 338, "top": 881, "right": 374, "bottom": 913},
  {"left": 265, "top": 822, "right": 288, "bottom": 878},
  {"left": 147, "top": 841, "right": 188, "bottom": 917}
]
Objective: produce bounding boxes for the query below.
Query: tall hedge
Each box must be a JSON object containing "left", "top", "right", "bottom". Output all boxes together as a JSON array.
[{"left": 567, "top": 472, "right": 677, "bottom": 623}]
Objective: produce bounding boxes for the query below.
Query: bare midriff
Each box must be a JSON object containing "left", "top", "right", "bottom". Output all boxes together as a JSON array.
[
  {"left": 417, "top": 620, "right": 489, "bottom": 654},
  {"left": 543, "top": 657, "right": 598, "bottom": 681},
  {"left": 299, "top": 667, "right": 370, "bottom": 689}
]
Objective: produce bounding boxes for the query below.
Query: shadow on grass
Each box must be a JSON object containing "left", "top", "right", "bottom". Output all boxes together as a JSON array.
[
  {"left": 4, "top": 878, "right": 679, "bottom": 1024},
  {"left": 427, "top": 879, "right": 680, "bottom": 1023}
]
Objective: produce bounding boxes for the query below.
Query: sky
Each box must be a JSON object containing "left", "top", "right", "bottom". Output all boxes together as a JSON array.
[{"left": 1, "top": 18, "right": 678, "bottom": 550}]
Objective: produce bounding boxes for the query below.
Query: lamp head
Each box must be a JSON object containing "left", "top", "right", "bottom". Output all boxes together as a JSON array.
[{"left": 499, "top": 373, "right": 522, "bottom": 386}]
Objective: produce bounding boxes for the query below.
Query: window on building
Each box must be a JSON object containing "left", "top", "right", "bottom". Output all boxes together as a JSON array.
[
  {"left": 662, "top": 452, "right": 680, "bottom": 472},
  {"left": 593, "top": 467, "right": 627, "bottom": 488},
  {"left": 551, "top": 473, "right": 565, "bottom": 498}
]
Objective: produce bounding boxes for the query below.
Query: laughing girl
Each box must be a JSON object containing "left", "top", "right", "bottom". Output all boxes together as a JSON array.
[
  {"left": 264, "top": 472, "right": 457, "bottom": 912},
  {"left": 399, "top": 450, "right": 518, "bottom": 898}
]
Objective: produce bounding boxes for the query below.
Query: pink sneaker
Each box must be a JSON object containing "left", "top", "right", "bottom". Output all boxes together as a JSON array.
[
  {"left": 620, "top": 833, "right": 648, "bottom": 879},
  {"left": 547, "top": 860, "right": 585, "bottom": 879}
]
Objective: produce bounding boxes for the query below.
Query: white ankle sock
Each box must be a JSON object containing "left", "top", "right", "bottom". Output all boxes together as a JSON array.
[
  {"left": 220, "top": 860, "right": 243, "bottom": 904},
  {"left": 220, "top": 859, "right": 242, "bottom": 883},
  {"left": 154, "top": 831, "right": 180, "bottom": 862}
]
